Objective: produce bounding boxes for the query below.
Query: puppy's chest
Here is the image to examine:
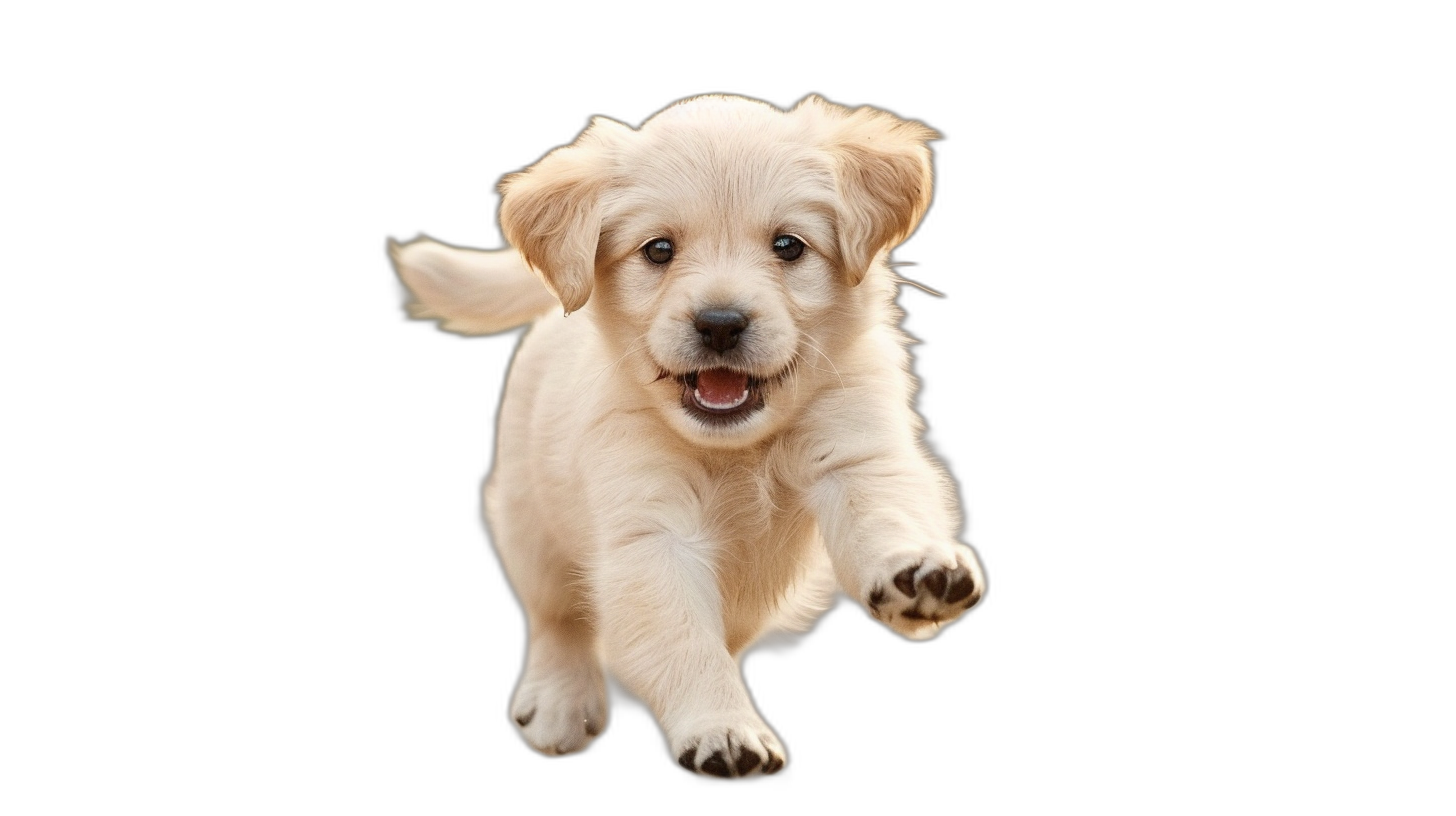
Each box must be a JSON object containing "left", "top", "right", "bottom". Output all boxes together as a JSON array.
[{"left": 696, "top": 458, "right": 814, "bottom": 550}]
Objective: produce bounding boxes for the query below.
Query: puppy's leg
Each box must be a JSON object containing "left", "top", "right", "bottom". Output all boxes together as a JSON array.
[
  {"left": 594, "top": 531, "right": 786, "bottom": 777},
  {"left": 487, "top": 482, "right": 607, "bottom": 755},
  {"left": 808, "top": 425, "right": 985, "bottom": 640},
  {"left": 510, "top": 612, "right": 606, "bottom": 755}
]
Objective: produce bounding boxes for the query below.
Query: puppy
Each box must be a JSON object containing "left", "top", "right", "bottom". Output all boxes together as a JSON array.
[{"left": 390, "top": 94, "right": 985, "bottom": 777}]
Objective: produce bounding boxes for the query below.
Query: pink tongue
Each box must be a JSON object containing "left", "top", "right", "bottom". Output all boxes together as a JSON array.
[{"left": 696, "top": 368, "right": 749, "bottom": 405}]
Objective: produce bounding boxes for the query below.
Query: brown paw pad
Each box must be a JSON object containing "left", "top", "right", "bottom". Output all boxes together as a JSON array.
[
  {"left": 734, "top": 747, "right": 761, "bottom": 775},
  {"left": 894, "top": 563, "right": 979, "bottom": 607},
  {"left": 701, "top": 751, "right": 731, "bottom": 777},
  {"left": 868, "top": 587, "right": 887, "bottom": 613},
  {"left": 677, "top": 737, "right": 782, "bottom": 778},
  {"left": 943, "top": 574, "right": 978, "bottom": 606},
  {"left": 893, "top": 564, "right": 919, "bottom": 597}
]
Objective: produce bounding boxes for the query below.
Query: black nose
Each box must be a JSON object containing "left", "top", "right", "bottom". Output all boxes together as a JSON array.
[{"left": 694, "top": 308, "right": 749, "bottom": 353}]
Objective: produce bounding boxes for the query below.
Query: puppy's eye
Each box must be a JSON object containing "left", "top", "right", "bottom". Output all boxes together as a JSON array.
[
  {"left": 772, "top": 235, "right": 804, "bottom": 262},
  {"left": 644, "top": 239, "right": 674, "bottom": 265}
]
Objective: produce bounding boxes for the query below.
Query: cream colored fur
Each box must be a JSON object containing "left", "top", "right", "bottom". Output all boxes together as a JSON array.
[{"left": 391, "top": 94, "right": 985, "bottom": 777}]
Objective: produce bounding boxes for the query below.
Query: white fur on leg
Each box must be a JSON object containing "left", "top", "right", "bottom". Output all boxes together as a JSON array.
[{"left": 593, "top": 531, "right": 787, "bottom": 776}]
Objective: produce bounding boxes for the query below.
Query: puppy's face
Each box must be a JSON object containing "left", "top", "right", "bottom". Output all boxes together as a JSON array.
[
  {"left": 500, "top": 96, "right": 935, "bottom": 448},
  {"left": 595, "top": 109, "right": 848, "bottom": 447}
]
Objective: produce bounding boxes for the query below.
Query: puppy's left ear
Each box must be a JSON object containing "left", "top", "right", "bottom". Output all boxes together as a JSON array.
[
  {"left": 498, "top": 116, "right": 629, "bottom": 313},
  {"left": 801, "top": 97, "right": 937, "bottom": 286}
]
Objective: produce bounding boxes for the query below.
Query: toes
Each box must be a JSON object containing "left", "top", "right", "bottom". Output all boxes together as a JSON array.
[
  {"left": 675, "top": 733, "right": 783, "bottom": 778},
  {"left": 922, "top": 568, "right": 948, "bottom": 597},
  {"left": 894, "top": 564, "right": 919, "bottom": 597},
  {"left": 511, "top": 692, "right": 607, "bottom": 755},
  {"left": 893, "top": 563, "right": 967, "bottom": 603},
  {"left": 700, "top": 751, "right": 731, "bottom": 777},
  {"left": 945, "top": 565, "right": 979, "bottom": 605},
  {"left": 681, "top": 743, "right": 729, "bottom": 776},
  {"left": 868, "top": 586, "right": 887, "bottom": 614},
  {"left": 734, "top": 746, "right": 761, "bottom": 775}
]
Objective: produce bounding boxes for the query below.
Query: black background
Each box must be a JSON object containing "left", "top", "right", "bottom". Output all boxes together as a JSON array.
[{"left": 275, "top": 73, "right": 1147, "bottom": 798}]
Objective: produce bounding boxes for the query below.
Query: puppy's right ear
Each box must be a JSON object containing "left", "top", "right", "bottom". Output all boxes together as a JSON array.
[{"left": 498, "top": 117, "right": 629, "bottom": 314}]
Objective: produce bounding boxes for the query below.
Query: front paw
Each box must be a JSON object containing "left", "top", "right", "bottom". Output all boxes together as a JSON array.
[
  {"left": 673, "top": 718, "right": 786, "bottom": 778},
  {"left": 865, "top": 545, "right": 984, "bottom": 639}
]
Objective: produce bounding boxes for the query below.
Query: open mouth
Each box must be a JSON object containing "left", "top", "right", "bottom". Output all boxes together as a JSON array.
[{"left": 664, "top": 368, "right": 772, "bottom": 425}]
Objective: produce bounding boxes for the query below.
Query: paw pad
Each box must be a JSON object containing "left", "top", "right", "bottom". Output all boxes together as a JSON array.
[
  {"left": 892, "top": 562, "right": 981, "bottom": 609},
  {"left": 867, "top": 550, "right": 983, "bottom": 636},
  {"left": 676, "top": 730, "right": 784, "bottom": 778}
]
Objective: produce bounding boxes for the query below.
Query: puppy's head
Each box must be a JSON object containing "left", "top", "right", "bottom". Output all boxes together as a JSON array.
[{"left": 500, "top": 94, "right": 936, "bottom": 447}]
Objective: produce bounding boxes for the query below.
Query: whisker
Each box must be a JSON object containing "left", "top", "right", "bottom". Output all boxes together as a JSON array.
[
  {"left": 800, "top": 335, "right": 846, "bottom": 391},
  {"left": 896, "top": 276, "right": 943, "bottom": 300},
  {"left": 885, "top": 262, "right": 943, "bottom": 298}
]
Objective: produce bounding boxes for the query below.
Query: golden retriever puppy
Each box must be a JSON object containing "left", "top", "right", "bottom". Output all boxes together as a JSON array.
[{"left": 389, "top": 94, "right": 985, "bottom": 777}]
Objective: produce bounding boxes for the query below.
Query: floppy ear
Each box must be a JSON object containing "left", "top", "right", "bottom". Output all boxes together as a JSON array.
[
  {"left": 799, "top": 96, "right": 937, "bottom": 286},
  {"left": 498, "top": 117, "right": 628, "bottom": 313}
]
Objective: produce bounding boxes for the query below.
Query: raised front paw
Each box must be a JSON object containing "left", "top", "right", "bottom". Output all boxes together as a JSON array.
[
  {"left": 865, "top": 545, "right": 985, "bottom": 639},
  {"left": 673, "top": 719, "right": 786, "bottom": 778}
]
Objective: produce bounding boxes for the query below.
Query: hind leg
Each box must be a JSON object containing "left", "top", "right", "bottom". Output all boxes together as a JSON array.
[{"left": 487, "top": 480, "right": 607, "bottom": 755}]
